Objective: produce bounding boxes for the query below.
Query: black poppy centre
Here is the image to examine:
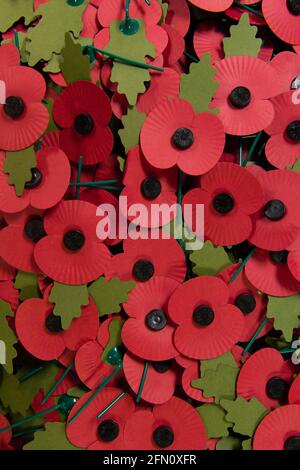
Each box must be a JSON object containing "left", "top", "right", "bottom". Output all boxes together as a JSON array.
[
  {"left": 286, "top": 120, "right": 300, "bottom": 142},
  {"left": 45, "top": 312, "right": 63, "bottom": 334},
  {"left": 146, "top": 309, "right": 167, "bottom": 331},
  {"left": 63, "top": 230, "right": 85, "bottom": 251},
  {"left": 153, "top": 425, "right": 174, "bottom": 448},
  {"left": 229, "top": 87, "right": 251, "bottom": 109},
  {"left": 141, "top": 177, "right": 162, "bottom": 200},
  {"left": 172, "top": 127, "right": 194, "bottom": 150},
  {"left": 270, "top": 250, "right": 289, "bottom": 265},
  {"left": 74, "top": 113, "right": 95, "bottom": 136},
  {"left": 98, "top": 419, "right": 119, "bottom": 442},
  {"left": 213, "top": 192, "right": 235, "bottom": 214},
  {"left": 266, "top": 376, "right": 288, "bottom": 400},
  {"left": 264, "top": 199, "right": 286, "bottom": 221},
  {"left": 24, "top": 216, "right": 46, "bottom": 243},
  {"left": 4, "top": 96, "right": 25, "bottom": 119},
  {"left": 152, "top": 360, "right": 172, "bottom": 373},
  {"left": 132, "top": 259, "right": 154, "bottom": 282},
  {"left": 193, "top": 305, "right": 215, "bottom": 327},
  {"left": 287, "top": 0, "right": 300, "bottom": 15},
  {"left": 284, "top": 436, "right": 300, "bottom": 450},
  {"left": 234, "top": 292, "right": 256, "bottom": 315},
  {"left": 25, "top": 168, "right": 43, "bottom": 189}
]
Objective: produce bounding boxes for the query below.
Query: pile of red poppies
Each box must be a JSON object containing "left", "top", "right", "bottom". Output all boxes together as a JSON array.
[{"left": 1, "top": 0, "right": 300, "bottom": 452}]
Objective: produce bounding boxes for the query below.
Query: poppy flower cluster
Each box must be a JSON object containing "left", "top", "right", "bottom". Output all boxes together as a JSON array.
[{"left": 0, "top": 0, "right": 300, "bottom": 454}]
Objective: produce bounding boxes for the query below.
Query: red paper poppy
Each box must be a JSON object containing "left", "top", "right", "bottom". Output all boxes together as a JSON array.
[
  {"left": 120, "top": 146, "right": 178, "bottom": 228},
  {"left": 0, "top": 147, "right": 70, "bottom": 214},
  {"left": 162, "top": 24, "right": 185, "bottom": 67},
  {"left": 75, "top": 317, "right": 123, "bottom": 390},
  {"left": 226, "top": 3, "right": 266, "bottom": 26},
  {"left": 249, "top": 170, "right": 300, "bottom": 251},
  {"left": 0, "top": 43, "right": 19, "bottom": 69},
  {"left": 98, "top": 0, "right": 162, "bottom": 26},
  {"left": 271, "top": 51, "right": 300, "bottom": 95},
  {"left": 0, "top": 280, "right": 19, "bottom": 311},
  {"left": 0, "top": 208, "right": 44, "bottom": 273},
  {"left": 67, "top": 387, "right": 136, "bottom": 450},
  {"left": 0, "top": 256, "right": 15, "bottom": 281},
  {"left": 34, "top": 200, "right": 111, "bottom": 285},
  {"left": 168, "top": 276, "right": 245, "bottom": 359},
  {"left": 263, "top": 0, "right": 300, "bottom": 45},
  {"left": 165, "top": 0, "right": 190, "bottom": 37},
  {"left": 289, "top": 374, "right": 300, "bottom": 404},
  {"left": 122, "top": 276, "right": 179, "bottom": 361},
  {"left": 219, "top": 264, "right": 271, "bottom": 342},
  {"left": 53, "top": 81, "right": 113, "bottom": 165},
  {"left": 175, "top": 355, "right": 213, "bottom": 403},
  {"left": 105, "top": 235, "right": 187, "bottom": 284},
  {"left": 15, "top": 294, "right": 99, "bottom": 361},
  {"left": 123, "top": 352, "right": 178, "bottom": 404},
  {"left": 81, "top": 3, "right": 99, "bottom": 39},
  {"left": 31, "top": 391, "right": 62, "bottom": 423},
  {"left": 211, "top": 56, "right": 278, "bottom": 136},
  {"left": 253, "top": 404, "right": 300, "bottom": 450},
  {"left": 0, "top": 415, "right": 12, "bottom": 451},
  {"left": 188, "top": 0, "right": 233, "bottom": 12},
  {"left": 244, "top": 248, "right": 300, "bottom": 296},
  {"left": 264, "top": 92, "right": 300, "bottom": 169},
  {"left": 95, "top": 153, "right": 123, "bottom": 183},
  {"left": 141, "top": 97, "right": 225, "bottom": 175},
  {"left": 183, "top": 162, "right": 263, "bottom": 246},
  {"left": 193, "top": 19, "right": 226, "bottom": 63},
  {"left": 237, "top": 348, "right": 294, "bottom": 410},
  {"left": 0, "top": 66, "right": 48, "bottom": 150},
  {"left": 124, "top": 396, "right": 206, "bottom": 450},
  {"left": 287, "top": 244, "right": 300, "bottom": 283}
]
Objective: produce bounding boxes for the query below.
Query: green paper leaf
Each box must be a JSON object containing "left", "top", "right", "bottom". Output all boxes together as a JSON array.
[
  {"left": 288, "top": 157, "right": 300, "bottom": 173},
  {"left": 189, "top": 241, "right": 233, "bottom": 277},
  {"left": 216, "top": 436, "right": 242, "bottom": 451},
  {"left": 14, "top": 271, "right": 40, "bottom": 301},
  {"left": 200, "top": 351, "right": 238, "bottom": 377},
  {"left": 180, "top": 53, "right": 219, "bottom": 114},
  {"left": 242, "top": 438, "right": 252, "bottom": 450},
  {"left": 43, "top": 36, "right": 92, "bottom": 73},
  {"left": 196, "top": 404, "right": 232, "bottom": 439},
  {"left": 17, "top": 362, "right": 61, "bottom": 401},
  {"left": 67, "top": 385, "right": 88, "bottom": 399},
  {"left": 0, "top": 0, "right": 36, "bottom": 33},
  {"left": 24, "top": 422, "right": 80, "bottom": 450},
  {"left": 3, "top": 32, "right": 29, "bottom": 63},
  {"left": 223, "top": 13, "right": 262, "bottom": 58},
  {"left": 220, "top": 397, "right": 268, "bottom": 437},
  {"left": 265, "top": 335, "right": 291, "bottom": 351},
  {"left": 117, "top": 156, "right": 126, "bottom": 173},
  {"left": 26, "top": 0, "right": 88, "bottom": 66},
  {"left": 105, "top": 20, "right": 155, "bottom": 105},
  {"left": 48, "top": 283, "right": 89, "bottom": 330},
  {"left": 192, "top": 364, "right": 239, "bottom": 404},
  {"left": 61, "top": 33, "right": 90, "bottom": 84},
  {"left": 157, "top": 0, "right": 168, "bottom": 23},
  {"left": 4, "top": 147, "right": 36, "bottom": 197},
  {"left": 101, "top": 317, "right": 124, "bottom": 363},
  {"left": 43, "top": 99, "right": 58, "bottom": 133},
  {"left": 0, "top": 370, "right": 31, "bottom": 416},
  {"left": 88, "top": 277, "right": 135, "bottom": 316},
  {"left": 0, "top": 300, "right": 17, "bottom": 374},
  {"left": 119, "top": 106, "right": 146, "bottom": 154},
  {"left": 267, "top": 294, "right": 300, "bottom": 342}
]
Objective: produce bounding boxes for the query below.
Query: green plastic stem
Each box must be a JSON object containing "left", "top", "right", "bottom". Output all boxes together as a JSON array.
[
  {"left": 136, "top": 361, "right": 149, "bottom": 403},
  {"left": 88, "top": 46, "right": 164, "bottom": 72},
  {"left": 41, "top": 360, "right": 75, "bottom": 405},
  {"left": 229, "top": 247, "right": 256, "bottom": 284},
  {"left": 239, "top": 139, "right": 243, "bottom": 166},
  {"left": 233, "top": 1, "right": 264, "bottom": 18},
  {"left": 183, "top": 51, "right": 199, "bottom": 63},
  {"left": 0, "top": 404, "right": 60, "bottom": 434},
  {"left": 69, "top": 180, "right": 121, "bottom": 187},
  {"left": 13, "top": 30, "right": 20, "bottom": 52},
  {"left": 75, "top": 156, "right": 84, "bottom": 200},
  {"left": 241, "top": 131, "right": 263, "bottom": 167},
  {"left": 242, "top": 317, "right": 270, "bottom": 356},
  {"left": 18, "top": 365, "right": 45, "bottom": 383},
  {"left": 96, "top": 389, "right": 129, "bottom": 419},
  {"left": 13, "top": 426, "right": 44, "bottom": 439}
]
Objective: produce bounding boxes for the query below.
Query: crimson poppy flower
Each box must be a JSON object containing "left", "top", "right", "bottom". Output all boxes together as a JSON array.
[
  {"left": 168, "top": 276, "right": 245, "bottom": 360},
  {"left": 105, "top": 235, "right": 186, "bottom": 284},
  {"left": 123, "top": 352, "right": 178, "bottom": 404},
  {"left": 75, "top": 317, "right": 124, "bottom": 390},
  {"left": 193, "top": 19, "right": 226, "bottom": 63},
  {"left": 34, "top": 200, "right": 111, "bottom": 285},
  {"left": 263, "top": 0, "right": 300, "bottom": 45},
  {"left": 183, "top": 162, "right": 263, "bottom": 246},
  {"left": 237, "top": 348, "right": 294, "bottom": 410},
  {"left": 31, "top": 391, "right": 62, "bottom": 423},
  {"left": 188, "top": 0, "right": 233, "bottom": 12},
  {"left": 53, "top": 81, "right": 113, "bottom": 165},
  {"left": 15, "top": 293, "right": 99, "bottom": 361},
  {"left": 271, "top": 51, "right": 300, "bottom": 94},
  {"left": 141, "top": 97, "right": 225, "bottom": 175},
  {"left": 289, "top": 374, "right": 300, "bottom": 404},
  {"left": 245, "top": 248, "right": 300, "bottom": 296},
  {"left": 67, "top": 387, "right": 136, "bottom": 450},
  {"left": 0, "top": 43, "right": 19, "bottom": 69},
  {"left": 219, "top": 264, "right": 271, "bottom": 342},
  {"left": 264, "top": 92, "right": 300, "bottom": 169},
  {"left": 0, "top": 415, "right": 13, "bottom": 451},
  {"left": 0, "top": 208, "right": 44, "bottom": 273},
  {"left": 249, "top": 170, "right": 300, "bottom": 251},
  {"left": 211, "top": 56, "right": 278, "bottom": 136},
  {"left": 162, "top": 24, "right": 185, "bottom": 67},
  {"left": 95, "top": 153, "right": 123, "bottom": 183},
  {"left": 0, "top": 280, "right": 19, "bottom": 311},
  {"left": 253, "top": 404, "right": 300, "bottom": 450},
  {"left": 0, "top": 256, "right": 15, "bottom": 281},
  {"left": 0, "top": 66, "right": 48, "bottom": 151},
  {"left": 124, "top": 396, "right": 206, "bottom": 450},
  {"left": 164, "top": 0, "right": 190, "bottom": 37},
  {"left": 0, "top": 147, "right": 70, "bottom": 214},
  {"left": 120, "top": 146, "right": 178, "bottom": 228},
  {"left": 226, "top": 2, "right": 266, "bottom": 26},
  {"left": 122, "top": 276, "right": 179, "bottom": 361},
  {"left": 175, "top": 355, "right": 213, "bottom": 403}
]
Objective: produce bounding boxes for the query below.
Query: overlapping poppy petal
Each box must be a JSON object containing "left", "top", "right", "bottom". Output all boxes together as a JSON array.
[{"left": 263, "top": 0, "right": 300, "bottom": 45}]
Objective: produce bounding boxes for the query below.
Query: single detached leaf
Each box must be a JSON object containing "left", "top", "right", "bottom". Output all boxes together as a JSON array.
[
  {"left": 14, "top": 271, "right": 40, "bottom": 301},
  {"left": 89, "top": 277, "right": 135, "bottom": 316},
  {"left": 0, "top": 0, "right": 36, "bottom": 33},
  {"left": 223, "top": 13, "right": 262, "bottom": 58},
  {"left": 267, "top": 294, "right": 300, "bottom": 342},
  {"left": 61, "top": 33, "right": 90, "bottom": 84},
  {"left": 196, "top": 404, "right": 232, "bottom": 439},
  {"left": 220, "top": 397, "right": 268, "bottom": 437},
  {"left": 4, "top": 147, "right": 36, "bottom": 196},
  {"left": 49, "top": 282, "right": 89, "bottom": 330},
  {"left": 190, "top": 241, "right": 233, "bottom": 276},
  {"left": 192, "top": 364, "right": 239, "bottom": 404},
  {"left": 101, "top": 317, "right": 124, "bottom": 363},
  {"left": 180, "top": 53, "right": 219, "bottom": 114},
  {"left": 216, "top": 436, "right": 242, "bottom": 451},
  {"left": 0, "top": 301, "right": 17, "bottom": 374},
  {"left": 26, "top": 0, "right": 88, "bottom": 66},
  {"left": 119, "top": 106, "right": 146, "bottom": 153},
  {"left": 24, "top": 422, "right": 80, "bottom": 450},
  {"left": 105, "top": 20, "right": 155, "bottom": 105},
  {"left": 200, "top": 352, "right": 238, "bottom": 378}
]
